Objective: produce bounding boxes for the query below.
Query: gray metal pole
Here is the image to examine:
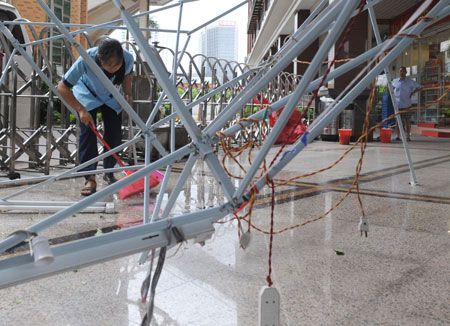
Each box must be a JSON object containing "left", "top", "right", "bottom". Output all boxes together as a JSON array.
[
  {"left": 248, "top": 0, "right": 449, "bottom": 195},
  {"left": 113, "top": 0, "right": 237, "bottom": 200},
  {"left": 1, "top": 136, "right": 142, "bottom": 201},
  {"left": 36, "top": 0, "right": 149, "bottom": 133},
  {"left": 368, "top": 2, "right": 418, "bottom": 185},
  {"left": 234, "top": 0, "right": 359, "bottom": 200},
  {"left": 204, "top": 1, "right": 344, "bottom": 138},
  {"left": 0, "top": 144, "right": 193, "bottom": 254}
]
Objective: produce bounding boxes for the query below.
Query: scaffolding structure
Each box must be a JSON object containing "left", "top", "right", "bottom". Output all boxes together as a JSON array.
[
  {"left": 0, "top": 6, "right": 307, "bottom": 177},
  {"left": 0, "top": 0, "right": 449, "bottom": 323}
]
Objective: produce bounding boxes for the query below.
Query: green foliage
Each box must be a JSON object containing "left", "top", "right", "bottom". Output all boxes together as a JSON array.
[
  {"left": 163, "top": 104, "right": 171, "bottom": 116},
  {"left": 39, "top": 81, "right": 62, "bottom": 125},
  {"left": 243, "top": 106, "right": 251, "bottom": 117},
  {"left": 178, "top": 87, "right": 200, "bottom": 100},
  {"left": 242, "top": 105, "right": 264, "bottom": 118},
  {"left": 375, "top": 84, "right": 388, "bottom": 107},
  {"left": 39, "top": 81, "right": 83, "bottom": 126},
  {"left": 376, "top": 84, "right": 387, "bottom": 95},
  {"left": 300, "top": 107, "right": 314, "bottom": 119},
  {"left": 69, "top": 113, "right": 76, "bottom": 124},
  {"left": 191, "top": 88, "right": 199, "bottom": 99},
  {"left": 214, "top": 90, "right": 232, "bottom": 101}
]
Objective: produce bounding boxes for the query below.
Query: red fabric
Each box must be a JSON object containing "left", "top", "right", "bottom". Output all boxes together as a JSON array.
[
  {"left": 270, "top": 108, "right": 307, "bottom": 144},
  {"left": 253, "top": 94, "right": 307, "bottom": 145},
  {"left": 119, "top": 171, "right": 164, "bottom": 200}
]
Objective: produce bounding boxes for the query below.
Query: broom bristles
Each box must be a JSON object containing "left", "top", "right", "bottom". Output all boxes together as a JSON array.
[{"left": 119, "top": 171, "right": 164, "bottom": 200}]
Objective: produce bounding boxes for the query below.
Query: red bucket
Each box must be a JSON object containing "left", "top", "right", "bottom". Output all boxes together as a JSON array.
[
  {"left": 338, "top": 129, "right": 351, "bottom": 145},
  {"left": 380, "top": 128, "right": 392, "bottom": 143}
]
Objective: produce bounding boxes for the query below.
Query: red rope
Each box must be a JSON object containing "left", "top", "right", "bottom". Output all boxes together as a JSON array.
[
  {"left": 266, "top": 179, "right": 275, "bottom": 287},
  {"left": 268, "top": 0, "right": 367, "bottom": 169}
]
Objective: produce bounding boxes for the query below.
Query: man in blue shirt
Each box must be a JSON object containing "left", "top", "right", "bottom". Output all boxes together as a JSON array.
[
  {"left": 391, "top": 66, "right": 422, "bottom": 141},
  {"left": 57, "top": 38, "right": 134, "bottom": 196}
]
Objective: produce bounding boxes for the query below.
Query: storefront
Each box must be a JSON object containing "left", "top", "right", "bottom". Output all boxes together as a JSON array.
[
  {"left": 391, "top": 7, "right": 450, "bottom": 126},
  {"left": 417, "top": 28, "right": 450, "bottom": 125}
]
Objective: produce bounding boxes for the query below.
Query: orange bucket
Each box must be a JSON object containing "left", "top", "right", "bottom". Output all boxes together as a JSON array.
[
  {"left": 380, "top": 128, "right": 392, "bottom": 143},
  {"left": 338, "top": 129, "right": 351, "bottom": 145}
]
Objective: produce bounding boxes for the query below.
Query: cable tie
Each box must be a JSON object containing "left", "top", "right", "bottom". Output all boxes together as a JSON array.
[
  {"left": 171, "top": 227, "right": 184, "bottom": 243},
  {"left": 301, "top": 131, "right": 309, "bottom": 146}
]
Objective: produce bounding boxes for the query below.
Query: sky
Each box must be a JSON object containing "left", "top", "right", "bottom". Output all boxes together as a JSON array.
[{"left": 150, "top": 0, "right": 248, "bottom": 62}]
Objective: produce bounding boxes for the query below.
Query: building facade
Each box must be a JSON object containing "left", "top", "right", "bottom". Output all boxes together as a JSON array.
[
  {"left": 2, "top": 0, "right": 88, "bottom": 70},
  {"left": 246, "top": 0, "right": 450, "bottom": 127},
  {"left": 11, "top": 0, "right": 87, "bottom": 48},
  {"left": 201, "top": 20, "right": 238, "bottom": 81}
]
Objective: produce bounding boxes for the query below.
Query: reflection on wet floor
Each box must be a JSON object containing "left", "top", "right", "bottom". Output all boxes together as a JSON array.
[
  {"left": 116, "top": 159, "right": 228, "bottom": 229},
  {"left": 183, "top": 170, "right": 225, "bottom": 212},
  {"left": 2, "top": 139, "right": 450, "bottom": 325}
]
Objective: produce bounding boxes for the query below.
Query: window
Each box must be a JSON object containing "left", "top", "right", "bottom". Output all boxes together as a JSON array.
[{"left": 48, "top": 0, "right": 71, "bottom": 66}]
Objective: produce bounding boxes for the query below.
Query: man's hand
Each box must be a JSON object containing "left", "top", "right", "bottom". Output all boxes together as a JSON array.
[{"left": 79, "top": 109, "right": 94, "bottom": 126}]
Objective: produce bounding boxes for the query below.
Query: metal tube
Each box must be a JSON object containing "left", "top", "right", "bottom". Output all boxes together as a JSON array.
[
  {"left": 0, "top": 144, "right": 193, "bottom": 254},
  {"left": 0, "top": 200, "right": 107, "bottom": 207},
  {"left": 234, "top": 0, "right": 359, "bottom": 200},
  {"left": 143, "top": 135, "right": 152, "bottom": 224},
  {"left": 114, "top": 0, "right": 236, "bottom": 200},
  {"left": 9, "top": 68, "right": 17, "bottom": 177},
  {"left": 368, "top": 2, "right": 418, "bottom": 185},
  {"left": 151, "top": 165, "right": 173, "bottom": 222},
  {"left": 115, "top": 1, "right": 201, "bottom": 141},
  {"left": 204, "top": 0, "right": 344, "bottom": 137},
  {"left": 219, "top": 13, "right": 444, "bottom": 139},
  {"left": 160, "top": 153, "right": 197, "bottom": 219},
  {"left": 248, "top": 0, "right": 449, "bottom": 195},
  {"left": 0, "top": 203, "right": 232, "bottom": 289},
  {"left": 36, "top": 0, "right": 149, "bottom": 132},
  {"left": 19, "top": 3, "right": 185, "bottom": 47},
  {"left": 0, "top": 48, "right": 17, "bottom": 86},
  {"left": 1, "top": 136, "right": 142, "bottom": 200},
  {"left": 0, "top": 165, "right": 147, "bottom": 187}
]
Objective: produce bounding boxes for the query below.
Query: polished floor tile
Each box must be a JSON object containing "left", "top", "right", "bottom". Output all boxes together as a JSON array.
[{"left": 1, "top": 135, "right": 450, "bottom": 325}]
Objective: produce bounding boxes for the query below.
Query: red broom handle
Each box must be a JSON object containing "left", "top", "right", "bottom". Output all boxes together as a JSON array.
[{"left": 89, "top": 122, "right": 128, "bottom": 172}]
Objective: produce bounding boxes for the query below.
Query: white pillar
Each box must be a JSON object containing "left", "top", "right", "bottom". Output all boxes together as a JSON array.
[{"left": 139, "top": 0, "right": 150, "bottom": 41}]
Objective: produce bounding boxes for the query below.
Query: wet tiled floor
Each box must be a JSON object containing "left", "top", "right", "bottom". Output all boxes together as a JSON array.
[{"left": 1, "top": 135, "right": 450, "bottom": 325}]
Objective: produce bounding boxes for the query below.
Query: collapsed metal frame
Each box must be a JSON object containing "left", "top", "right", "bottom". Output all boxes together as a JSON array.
[
  {"left": 0, "top": 0, "right": 448, "bottom": 292},
  {"left": 0, "top": 6, "right": 274, "bottom": 177}
]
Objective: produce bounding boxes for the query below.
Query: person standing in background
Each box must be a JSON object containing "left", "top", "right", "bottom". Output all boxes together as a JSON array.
[{"left": 391, "top": 66, "right": 422, "bottom": 141}]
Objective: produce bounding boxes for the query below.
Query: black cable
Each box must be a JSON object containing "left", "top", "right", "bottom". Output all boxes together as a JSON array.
[
  {"left": 140, "top": 250, "right": 155, "bottom": 303},
  {"left": 141, "top": 245, "right": 167, "bottom": 326},
  {"left": 140, "top": 224, "right": 185, "bottom": 325}
]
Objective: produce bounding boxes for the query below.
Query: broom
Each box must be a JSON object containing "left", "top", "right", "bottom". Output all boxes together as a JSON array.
[{"left": 89, "top": 122, "right": 163, "bottom": 199}]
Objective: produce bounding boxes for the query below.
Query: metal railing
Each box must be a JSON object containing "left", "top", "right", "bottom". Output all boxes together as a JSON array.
[{"left": 0, "top": 22, "right": 304, "bottom": 177}]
